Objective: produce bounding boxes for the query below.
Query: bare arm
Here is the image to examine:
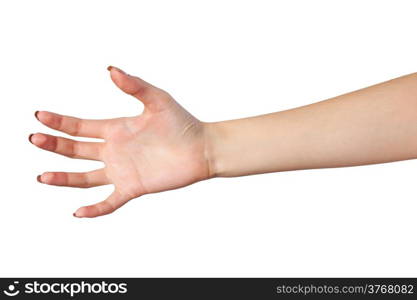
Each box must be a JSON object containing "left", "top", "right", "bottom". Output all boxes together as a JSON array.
[
  {"left": 206, "top": 73, "right": 417, "bottom": 177},
  {"left": 30, "top": 69, "right": 417, "bottom": 217}
]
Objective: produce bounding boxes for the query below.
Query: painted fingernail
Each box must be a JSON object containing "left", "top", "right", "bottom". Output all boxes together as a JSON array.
[
  {"left": 28, "top": 133, "right": 34, "bottom": 143},
  {"left": 107, "top": 66, "right": 126, "bottom": 75},
  {"left": 37, "top": 175, "right": 42, "bottom": 183},
  {"left": 34, "top": 111, "right": 39, "bottom": 120}
]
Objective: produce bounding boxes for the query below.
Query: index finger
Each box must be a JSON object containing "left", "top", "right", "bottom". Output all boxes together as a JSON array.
[{"left": 35, "top": 111, "right": 109, "bottom": 139}]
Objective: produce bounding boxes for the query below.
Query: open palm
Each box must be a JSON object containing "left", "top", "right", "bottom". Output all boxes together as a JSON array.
[{"left": 30, "top": 67, "right": 211, "bottom": 218}]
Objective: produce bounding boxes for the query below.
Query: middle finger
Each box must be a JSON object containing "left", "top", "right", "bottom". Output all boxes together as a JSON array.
[{"left": 29, "top": 133, "right": 103, "bottom": 160}]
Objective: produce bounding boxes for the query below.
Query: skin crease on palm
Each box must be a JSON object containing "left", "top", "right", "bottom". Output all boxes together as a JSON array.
[
  {"left": 30, "top": 69, "right": 417, "bottom": 218},
  {"left": 30, "top": 66, "right": 211, "bottom": 218}
]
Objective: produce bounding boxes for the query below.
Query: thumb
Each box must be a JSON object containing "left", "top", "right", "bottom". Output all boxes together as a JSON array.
[{"left": 107, "top": 66, "right": 168, "bottom": 111}]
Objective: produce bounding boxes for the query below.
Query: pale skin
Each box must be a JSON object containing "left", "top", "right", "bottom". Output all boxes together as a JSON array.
[{"left": 29, "top": 67, "right": 417, "bottom": 218}]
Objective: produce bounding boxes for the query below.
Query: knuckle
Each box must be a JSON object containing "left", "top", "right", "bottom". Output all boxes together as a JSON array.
[
  {"left": 95, "top": 144, "right": 103, "bottom": 160},
  {"left": 67, "top": 141, "right": 77, "bottom": 158},
  {"left": 81, "top": 173, "right": 91, "bottom": 188},
  {"left": 68, "top": 120, "right": 82, "bottom": 136},
  {"left": 154, "top": 89, "right": 171, "bottom": 101}
]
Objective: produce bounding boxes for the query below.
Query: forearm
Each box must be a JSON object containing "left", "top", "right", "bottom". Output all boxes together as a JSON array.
[{"left": 205, "top": 72, "right": 417, "bottom": 177}]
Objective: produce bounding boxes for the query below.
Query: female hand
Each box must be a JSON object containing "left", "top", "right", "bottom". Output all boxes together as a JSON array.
[
  {"left": 30, "top": 67, "right": 211, "bottom": 218},
  {"left": 31, "top": 69, "right": 417, "bottom": 218}
]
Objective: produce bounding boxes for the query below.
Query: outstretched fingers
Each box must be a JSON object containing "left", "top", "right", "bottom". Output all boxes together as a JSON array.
[
  {"left": 38, "top": 169, "right": 109, "bottom": 188},
  {"left": 73, "top": 190, "right": 133, "bottom": 218},
  {"left": 35, "top": 111, "right": 109, "bottom": 139},
  {"left": 29, "top": 133, "right": 102, "bottom": 160}
]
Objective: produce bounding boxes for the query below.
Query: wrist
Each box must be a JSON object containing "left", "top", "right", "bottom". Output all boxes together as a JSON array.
[{"left": 203, "top": 121, "right": 224, "bottom": 178}]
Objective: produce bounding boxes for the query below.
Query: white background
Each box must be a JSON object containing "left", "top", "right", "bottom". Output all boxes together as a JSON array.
[{"left": 0, "top": 0, "right": 416, "bottom": 277}]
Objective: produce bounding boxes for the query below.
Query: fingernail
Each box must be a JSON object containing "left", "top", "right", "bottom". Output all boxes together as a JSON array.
[
  {"left": 34, "top": 111, "right": 39, "bottom": 120},
  {"left": 107, "top": 65, "right": 126, "bottom": 75},
  {"left": 28, "top": 133, "right": 34, "bottom": 143},
  {"left": 37, "top": 175, "right": 42, "bottom": 183}
]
